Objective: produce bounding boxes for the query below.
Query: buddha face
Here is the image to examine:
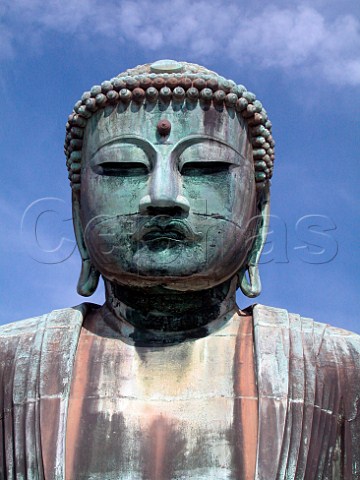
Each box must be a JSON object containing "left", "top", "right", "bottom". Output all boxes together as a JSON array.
[{"left": 79, "top": 102, "right": 258, "bottom": 291}]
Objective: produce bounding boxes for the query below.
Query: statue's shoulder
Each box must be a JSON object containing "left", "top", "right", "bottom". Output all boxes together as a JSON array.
[
  {"left": 322, "top": 320, "right": 360, "bottom": 340},
  {"left": 254, "top": 304, "right": 360, "bottom": 416},
  {"left": 310, "top": 317, "right": 360, "bottom": 370},
  {"left": 254, "top": 303, "right": 360, "bottom": 361},
  {"left": 0, "top": 305, "right": 82, "bottom": 336},
  {"left": 0, "top": 312, "right": 47, "bottom": 338},
  {"left": 0, "top": 303, "right": 95, "bottom": 359}
]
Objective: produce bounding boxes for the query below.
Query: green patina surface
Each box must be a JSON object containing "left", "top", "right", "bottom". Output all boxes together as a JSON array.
[
  {"left": 0, "top": 60, "right": 359, "bottom": 479},
  {"left": 71, "top": 66, "right": 270, "bottom": 332}
]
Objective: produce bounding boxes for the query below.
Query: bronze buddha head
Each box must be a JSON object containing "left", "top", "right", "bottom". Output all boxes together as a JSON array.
[{"left": 65, "top": 60, "right": 274, "bottom": 302}]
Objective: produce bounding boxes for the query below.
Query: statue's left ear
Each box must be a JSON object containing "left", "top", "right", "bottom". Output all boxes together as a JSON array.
[
  {"left": 72, "top": 191, "right": 100, "bottom": 297},
  {"left": 238, "top": 184, "right": 270, "bottom": 298}
]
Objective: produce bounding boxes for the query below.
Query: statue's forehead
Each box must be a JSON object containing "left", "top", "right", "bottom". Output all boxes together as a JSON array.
[{"left": 84, "top": 104, "right": 250, "bottom": 157}]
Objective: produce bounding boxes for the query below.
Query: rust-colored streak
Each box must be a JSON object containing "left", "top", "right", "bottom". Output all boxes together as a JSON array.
[
  {"left": 65, "top": 328, "right": 93, "bottom": 479},
  {"left": 232, "top": 314, "right": 258, "bottom": 479},
  {"left": 140, "top": 416, "right": 182, "bottom": 480},
  {"left": 153, "top": 418, "right": 166, "bottom": 479},
  {"left": 40, "top": 397, "right": 61, "bottom": 477}
]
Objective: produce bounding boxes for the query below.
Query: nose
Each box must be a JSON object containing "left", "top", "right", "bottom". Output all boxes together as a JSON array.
[{"left": 139, "top": 157, "right": 190, "bottom": 215}]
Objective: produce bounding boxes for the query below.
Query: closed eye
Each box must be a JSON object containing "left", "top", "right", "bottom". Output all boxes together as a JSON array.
[
  {"left": 180, "top": 161, "right": 230, "bottom": 176},
  {"left": 97, "top": 162, "right": 149, "bottom": 177}
]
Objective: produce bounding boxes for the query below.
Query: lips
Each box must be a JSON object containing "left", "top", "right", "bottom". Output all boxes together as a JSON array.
[
  {"left": 132, "top": 218, "right": 201, "bottom": 244},
  {"left": 143, "top": 227, "right": 186, "bottom": 242}
]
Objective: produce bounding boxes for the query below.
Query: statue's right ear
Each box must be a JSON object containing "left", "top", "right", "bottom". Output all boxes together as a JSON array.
[
  {"left": 72, "top": 191, "right": 100, "bottom": 297},
  {"left": 237, "top": 184, "right": 270, "bottom": 298}
]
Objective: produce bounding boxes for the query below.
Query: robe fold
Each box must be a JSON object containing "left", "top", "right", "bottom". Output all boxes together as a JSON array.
[{"left": 0, "top": 303, "right": 359, "bottom": 479}]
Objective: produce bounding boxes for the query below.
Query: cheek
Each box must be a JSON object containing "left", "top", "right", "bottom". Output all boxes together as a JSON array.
[
  {"left": 81, "top": 214, "right": 137, "bottom": 276},
  {"left": 183, "top": 166, "right": 255, "bottom": 222},
  {"left": 230, "top": 166, "right": 256, "bottom": 222},
  {"left": 81, "top": 169, "right": 147, "bottom": 218},
  {"left": 183, "top": 171, "right": 232, "bottom": 214},
  {"left": 214, "top": 169, "right": 257, "bottom": 261}
]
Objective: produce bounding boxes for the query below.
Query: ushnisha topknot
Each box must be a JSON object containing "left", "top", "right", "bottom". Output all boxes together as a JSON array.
[{"left": 64, "top": 60, "right": 275, "bottom": 192}]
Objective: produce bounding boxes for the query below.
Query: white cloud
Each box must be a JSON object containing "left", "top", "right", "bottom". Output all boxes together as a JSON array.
[
  {"left": 1, "top": 0, "right": 360, "bottom": 86},
  {"left": 229, "top": 6, "right": 360, "bottom": 86}
]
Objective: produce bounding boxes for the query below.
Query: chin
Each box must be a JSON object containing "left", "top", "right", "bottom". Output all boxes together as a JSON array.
[
  {"left": 103, "top": 263, "right": 240, "bottom": 292},
  {"left": 91, "top": 241, "right": 248, "bottom": 291},
  {"left": 107, "top": 276, "right": 231, "bottom": 292}
]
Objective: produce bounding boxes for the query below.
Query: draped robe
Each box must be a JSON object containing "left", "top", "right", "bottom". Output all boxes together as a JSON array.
[{"left": 1, "top": 304, "right": 360, "bottom": 479}]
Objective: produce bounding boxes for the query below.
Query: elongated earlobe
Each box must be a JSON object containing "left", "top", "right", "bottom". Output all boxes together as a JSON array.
[
  {"left": 72, "top": 191, "right": 100, "bottom": 297},
  {"left": 237, "top": 185, "right": 270, "bottom": 299},
  {"left": 238, "top": 265, "right": 261, "bottom": 298},
  {"left": 77, "top": 258, "right": 100, "bottom": 296}
]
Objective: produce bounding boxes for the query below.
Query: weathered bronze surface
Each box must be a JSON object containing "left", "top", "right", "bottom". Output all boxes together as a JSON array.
[{"left": 1, "top": 60, "right": 360, "bottom": 479}]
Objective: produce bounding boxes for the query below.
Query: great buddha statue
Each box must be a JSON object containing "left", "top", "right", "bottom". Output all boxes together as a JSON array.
[{"left": 1, "top": 60, "right": 360, "bottom": 480}]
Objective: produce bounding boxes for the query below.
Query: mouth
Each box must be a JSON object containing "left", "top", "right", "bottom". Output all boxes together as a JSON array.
[
  {"left": 142, "top": 228, "right": 186, "bottom": 242},
  {"left": 132, "top": 218, "right": 202, "bottom": 244}
]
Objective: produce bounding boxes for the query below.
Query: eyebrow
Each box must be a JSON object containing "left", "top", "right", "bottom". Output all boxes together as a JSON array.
[
  {"left": 89, "top": 135, "right": 157, "bottom": 160},
  {"left": 171, "top": 134, "right": 246, "bottom": 160},
  {"left": 89, "top": 133, "right": 246, "bottom": 161}
]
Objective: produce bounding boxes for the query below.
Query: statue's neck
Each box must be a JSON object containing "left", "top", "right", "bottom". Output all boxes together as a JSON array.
[{"left": 102, "top": 277, "right": 238, "bottom": 345}]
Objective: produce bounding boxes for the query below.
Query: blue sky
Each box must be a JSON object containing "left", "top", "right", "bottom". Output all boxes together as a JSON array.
[{"left": 1, "top": 0, "right": 359, "bottom": 332}]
